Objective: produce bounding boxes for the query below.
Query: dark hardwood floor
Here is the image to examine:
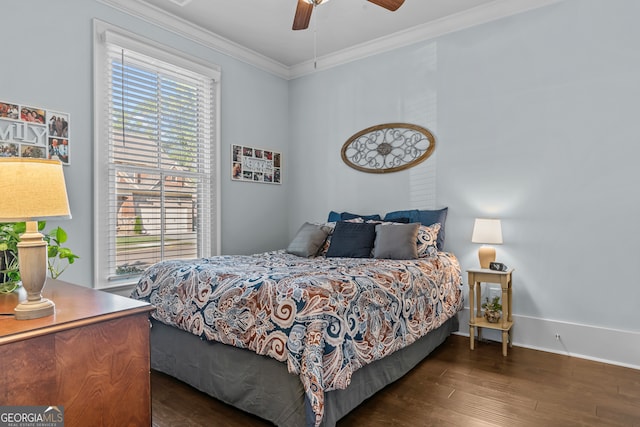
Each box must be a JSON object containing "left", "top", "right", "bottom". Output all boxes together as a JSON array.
[{"left": 151, "top": 335, "right": 640, "bottom": 426}]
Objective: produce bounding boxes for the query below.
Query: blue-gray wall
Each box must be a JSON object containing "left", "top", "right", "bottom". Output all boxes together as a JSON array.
[
  {"left": 2, "top": 0, "right": 638, "bottom": 364},
  {"left": 437, "top": 0, "right": 640, "bottom": 330},
  {"left": 288, "top": 0, "right": 640, "bottom": 361},
  {"left": 1, "top": 0, "right": 290, "bottom": 288}
]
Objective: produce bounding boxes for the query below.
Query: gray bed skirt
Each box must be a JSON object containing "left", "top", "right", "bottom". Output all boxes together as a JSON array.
[{"left": 150, "top": 315, "right": 459, "bottom": 426}]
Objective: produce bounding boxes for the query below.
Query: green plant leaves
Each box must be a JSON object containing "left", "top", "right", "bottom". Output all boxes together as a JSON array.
[
  {"left": 47, "top": 226, "right": 68, "bottom": 245},
  {"left": 0, "top": 221, "right": 79, "bottom": 282}
]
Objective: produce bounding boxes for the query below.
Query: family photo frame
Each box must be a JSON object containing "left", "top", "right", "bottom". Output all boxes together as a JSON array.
[
  {"left": 0, "top": 100, "right": 71, "bottom": 165},
  {"left": 231, "top": 144, "right": 281, "bottom": 184}
]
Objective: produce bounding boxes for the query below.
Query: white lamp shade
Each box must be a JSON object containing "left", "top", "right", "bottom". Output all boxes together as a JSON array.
[
  {"left": 471, "top": 218, "right": 503, "bottom": 245},
  {"left": 0, "top": 158, "right": 71, "bottom": 222}
]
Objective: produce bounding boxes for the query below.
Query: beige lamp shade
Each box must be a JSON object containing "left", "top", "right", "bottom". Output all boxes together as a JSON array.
[
  {"left": 471, "top": 218, "right": 503, "bottom": 268},
  {"left": 0, "top": 158, "right": 71, "bottom": 320},
  {"left": 0, "top": 158, "right": 71, "bottom": 221}
]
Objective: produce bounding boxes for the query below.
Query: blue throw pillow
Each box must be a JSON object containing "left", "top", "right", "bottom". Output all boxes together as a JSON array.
[
  {"left": 325, "top": 221, "right": 376, "bottom": 258},
  {"left": 341, "top": 212, "right": 381, "bottom": 221},
  {"left": 384, "top": 217, "right": 411, "bottom": 223},
  {"left": 383, "top": 209, "right": 420, "bottom": 223},
  {"left": 327, "top": 211, "right": 381, "bottom": 222},
  {"left": 327, "top": 210, "right": 342, "bottom": 222}
]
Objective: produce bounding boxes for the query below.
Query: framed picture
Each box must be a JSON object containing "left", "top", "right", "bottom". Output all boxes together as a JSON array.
[
  {"left": 231, "top": 144, "right": 282, "bottom": 184},
  {"left": 0, "top": 142, "right": 18, "bottom": 157},
  {"left": 20, "top": 144, "right": 46, "bottom": 159},
  {"left": 0, "top": 99, "right": 71, "bottom": 165},
  {"left": 46, "top": 110, "right": 70, "bottom": 164},
  {"left": 0, "top": 102, "right": 19, "bottom": 120}
]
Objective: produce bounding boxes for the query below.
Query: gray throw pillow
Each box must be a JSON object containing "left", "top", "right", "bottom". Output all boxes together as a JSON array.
[
  {"left": 286, "top": 222, "right": 330, "bottom": 257},
  {"left": 373, "top": 222, "right": 420, "bottom": 259}
]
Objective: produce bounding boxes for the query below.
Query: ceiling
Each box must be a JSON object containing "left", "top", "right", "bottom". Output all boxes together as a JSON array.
[{"left": 101, "top": 0, "right": 560, "bottom": 78}]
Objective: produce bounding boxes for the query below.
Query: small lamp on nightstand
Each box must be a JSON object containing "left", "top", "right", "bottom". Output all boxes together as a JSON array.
[
  {"left": 0, "top": 158, "right": 71, "bottom": 320},
  {"left": 471, "top": 218, "right": 503, "bottom": 269}
]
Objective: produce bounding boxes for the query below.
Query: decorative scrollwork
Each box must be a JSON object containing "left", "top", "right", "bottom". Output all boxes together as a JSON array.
[{"left": 341, "top": 123, "right": 435, "bottom": 173}]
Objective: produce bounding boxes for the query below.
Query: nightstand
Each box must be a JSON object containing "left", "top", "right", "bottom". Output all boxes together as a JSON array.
[{"left": 467, "top": 268, "right": 514, "bottom": 356}]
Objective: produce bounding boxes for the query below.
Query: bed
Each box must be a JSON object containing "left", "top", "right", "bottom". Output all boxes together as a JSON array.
[{"left": 130, "top": 213, "right": 463, "bottom": 426}]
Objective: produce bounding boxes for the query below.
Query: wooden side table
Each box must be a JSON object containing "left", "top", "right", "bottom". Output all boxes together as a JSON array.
[
  {"left": 0, "top": 279, "right": 154, "bottom": 426},
  {"left": 467, "top": 268, "right": 514, "bottom": 356}
]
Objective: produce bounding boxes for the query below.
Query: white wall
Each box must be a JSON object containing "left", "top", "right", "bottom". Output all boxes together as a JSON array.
[
  {"left": 289, "top": 0, "right": 640, "bottom": 366},
  {"left": 1, "top": 0, "right": 290, "bottom": 286}
]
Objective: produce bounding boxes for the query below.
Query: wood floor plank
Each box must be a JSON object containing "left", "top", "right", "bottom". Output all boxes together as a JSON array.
[
  {"left": 152, "top": 372, "right": 270, "bottom": 427},
  {"left": 151, "top": 334, "right": 640, "bottom": 427},
  {"left": 596, "top": 401, "right": 640, "bottom": 426}
]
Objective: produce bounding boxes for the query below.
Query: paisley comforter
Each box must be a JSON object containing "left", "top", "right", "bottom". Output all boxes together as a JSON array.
[{"left": 131, "top": 250, "right": 463, "bottom": 426}]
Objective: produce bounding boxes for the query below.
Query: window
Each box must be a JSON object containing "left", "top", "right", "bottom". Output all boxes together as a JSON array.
[{"left": 94, "top": 20, "right": 220, "bottom": 289}]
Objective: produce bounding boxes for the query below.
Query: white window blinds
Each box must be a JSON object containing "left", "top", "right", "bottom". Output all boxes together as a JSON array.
[{"left": 94, "top": 22, "right": 219, "bottom": 288}]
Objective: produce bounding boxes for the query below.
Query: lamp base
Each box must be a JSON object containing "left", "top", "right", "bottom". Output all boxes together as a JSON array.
[
  {"left": 14, "top": 221, "right": 54, "bottom": 320},
  {"left": 14, "top": 298, "right": 55, "bottom": 320},
  {"left": 478, "top": 246, "right": 496, "bottom": 269}
]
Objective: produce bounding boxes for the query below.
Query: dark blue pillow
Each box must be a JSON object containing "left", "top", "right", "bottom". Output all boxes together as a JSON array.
[
  {"left": 383, "top": 209, "right": 420, "bottom": 223},
  {"left": 327, "top": 211, "right": 381, "bottom": 222},
  {"left": 327, "top": 210, "right": 342, "bottom": 222},
  {"left": 341, "top": 212, "right": 381, "bottom": 221},
  {"left": 384, "top": 217, "right": 411, "bottom": 223},
  {"left": 325, "top": 221, "right": 376, "bottom": 258},
  {"left": 383, "top": 207, "right": 448, "bottom": 250}
]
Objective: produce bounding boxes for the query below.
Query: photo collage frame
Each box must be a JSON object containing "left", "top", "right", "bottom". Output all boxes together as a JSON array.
[
  {"left": 231, "top": 144, "right": 281, "bottom": 184},
  {"left": 0, "top": 100, "right": 71, "bottom": 165}
]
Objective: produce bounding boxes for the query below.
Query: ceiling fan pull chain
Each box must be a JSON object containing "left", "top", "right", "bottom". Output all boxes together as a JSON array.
[{"left": 313, "top": 12, "right": 318, "bottom": 69}]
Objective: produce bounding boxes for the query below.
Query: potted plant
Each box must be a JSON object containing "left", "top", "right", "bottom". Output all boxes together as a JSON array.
[
  {"left": 482, "top": 295, "right": 502, "bottom": 323},
  {"left": 0, "top": 221, "right": 79, "bottom": 293}
]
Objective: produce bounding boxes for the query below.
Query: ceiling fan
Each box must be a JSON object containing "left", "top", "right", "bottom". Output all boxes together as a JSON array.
[{"left": 292, "top": 0, "right": 405, "bottom": 31}]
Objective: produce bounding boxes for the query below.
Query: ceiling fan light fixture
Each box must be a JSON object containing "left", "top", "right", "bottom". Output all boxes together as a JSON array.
[{"left": 303, "top": 0, "right": 331, "bottom": 5}]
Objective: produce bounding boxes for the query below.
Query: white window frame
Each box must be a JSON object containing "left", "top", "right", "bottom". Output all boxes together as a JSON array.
[{"left": 93, "top": 19, "right": 221, "bottom": 289}]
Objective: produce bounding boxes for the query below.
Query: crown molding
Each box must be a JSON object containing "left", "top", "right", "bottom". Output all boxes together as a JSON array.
[
  {"left": 99, "top": 0, "right": 563, "bottom": 81},
  {"left": 97, "top": 0, "right": 291, "bottom": 79},
  {"left": 289, "top": 0, "right": 563, "bottom": 78}
]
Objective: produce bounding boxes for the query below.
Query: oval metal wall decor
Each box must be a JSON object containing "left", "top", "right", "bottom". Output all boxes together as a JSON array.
[{"left": 341, "top": 123, "right": 436, "bottom": 173}]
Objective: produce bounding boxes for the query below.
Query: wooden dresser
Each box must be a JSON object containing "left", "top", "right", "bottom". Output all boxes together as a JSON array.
[{"left": 0, "top": 279, "right": 154, "bottom": 426}]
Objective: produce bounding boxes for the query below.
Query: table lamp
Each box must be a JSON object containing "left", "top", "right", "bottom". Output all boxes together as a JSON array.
[
  {"left": 471, "top": 218, "right": 503, "bottom": 269},
  {"left": 0, "top": 158, "right": 71, "bottom": 320}
]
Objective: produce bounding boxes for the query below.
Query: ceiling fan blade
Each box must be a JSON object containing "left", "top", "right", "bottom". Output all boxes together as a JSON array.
[
  {"left": 367, "top": 0, "right": 405, "bottom": 12},
  {"left": 293, "top": 0, "right": 313, "bottom": 30}
]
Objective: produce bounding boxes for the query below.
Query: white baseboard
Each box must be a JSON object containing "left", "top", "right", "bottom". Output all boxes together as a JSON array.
[{"left": 454, "top": 308, "right": 640, "bottom": 370}]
